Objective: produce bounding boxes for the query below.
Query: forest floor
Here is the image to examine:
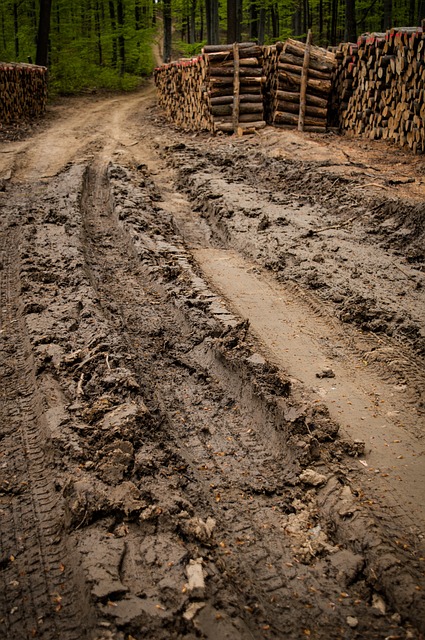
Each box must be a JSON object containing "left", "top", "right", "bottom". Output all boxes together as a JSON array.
[{"left": 0, "top": 83, "right": 424, "bottom": 640}]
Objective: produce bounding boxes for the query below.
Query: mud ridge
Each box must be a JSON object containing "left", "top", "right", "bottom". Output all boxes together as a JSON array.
[
  {"left": 165, "top": 143, "right": 425, "bottom": 358},
  {"left": 0, "top": 192, "right": 94, "bottom": 639},
  {"left": 107, "top": 161, "right": 425, "bottom": 636}
]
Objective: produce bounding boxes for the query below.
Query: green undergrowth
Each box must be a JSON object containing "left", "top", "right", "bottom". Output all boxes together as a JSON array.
[
  {"left": 175, "top": 40, "right": 207, "bottom": 58},
  {"left": 49, "top": 62, "right": 147, "bottom": 96}
]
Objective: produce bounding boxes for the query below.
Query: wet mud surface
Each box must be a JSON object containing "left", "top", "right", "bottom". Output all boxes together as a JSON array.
[{"left": 0, "top": 89, "right": 424, "bottom": 639}]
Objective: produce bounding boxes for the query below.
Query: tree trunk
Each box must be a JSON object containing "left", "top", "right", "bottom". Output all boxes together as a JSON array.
[
  {"left": 163, "top": 0, "right": 172, "bottom": 62},
  {"left": 199, "top": 0, "right": 204, "bottom": 41},
  {"left": 13, "top": 2, "right": 19, "bottom": 59},
  {"left": 181, "top": 12, "right": 188, "bottom": 41},
  {"left": 135, "top": 0, "right": 142, "bottom": 52},
  {"left": 418, "top": 0, "right": 425, "bottom": 24},
  {"left": 36, "top": 0, "right": 52, "bottom": 66},
  {"left": 227, "top": 0, "right": 241, "bottom": 43},
  {"left": 271, "top": 5, "right": 279, "bottom": 39},
  {"left": 303, "top": 0, "right": 310, "bottom": 35},
  {"left": 29, "top": 0, "right": 37, "bottom": 33},
  {"left": 206, "top": 0, "right": 212, "bottom": 43},
  {"left": 238, "top": 0, "right": 243, "bottom": 40},
  {"left": 292, "top": 0, "right": 302, "bottom": 38},
  {"left": 109, "top": 0, "right": 118, "bottom": 67},
  {"left": 408, "top": 0, "right": 415, "bottom": 24},
  {"left": 55, "top": 1, "right": 60, "bottom": 36},
  {"left": 249, "top": 2, "right": 258, "bottom": 41},
  {"left": 135, "top": 0, "right": 141, "bottom": 30},
  {"left": 95, "top": 1, "right": 103, "bottom": 65},
  {"left": 117, "top": 0, "right": 125, "bottom": 74},
  {"left": 1, "top": 8, "right": 6, "bottom": 51},
  {"left": 258, "top": 7, "right": 266, "bottom": 45},
  {"left": 344, "top": 0, "right": 357, "bottom": 41},
  {"left": 190, "top": 0, "right": 196, "bottom": 44},
  {"left": 381, "top": 0, "right": 392, "bottom": 30},
  {"left": 212, "top": 0, "right": 219, "bottom": 44},
  {"left": 331, "top": 0, "right": 338, "bottom": 46},
  {"left": 319, "top": 0, "right": 323, "bottom": 44},
  {"left": 206, "top": 0, "right": 219, "bottom": 45}
]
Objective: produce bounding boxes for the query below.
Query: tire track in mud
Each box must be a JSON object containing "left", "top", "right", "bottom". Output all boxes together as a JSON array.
[
  {"left": 166, "top": 151, "right": 424, "bottom": 419},
  {"left": 79, "top": 161, "right": 302, "bottom": 638},
  {"left": 166, "top": 143, "right": 425, "bottom": 358},
  {"left": 151, "top": 141, "right": 425, "bottom": 535},
  {"left": 1, "top": 91, "right": 424, "bottom": 637},
  {"left": 0, "top": 205, "right": 92, "bottom": 639},
  {"left": 77, "top": 159, "right": 425, "bottom": 638}
]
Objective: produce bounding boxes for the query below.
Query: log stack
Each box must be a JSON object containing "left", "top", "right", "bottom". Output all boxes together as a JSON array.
[
  {"left": 328, "top": 41, "right": 358, "bottom": 127},
  {"left": 0, "top": 61, "right": 48, "bottom": 123},
  {"left": 262, "top": 42, "right": 284, "bottom": 124},
  {"left": 153, "top": 56, "right": 213, "bottom": 132},
  {"left": 154, "top": 43, "right": 266, "bottom": 134},
  {"left": 203, "top": 42, "right": 266, "bottom": 134},
  {"left": 267, "top": 37, "right": 336, "bottom": 132},
  {"left": 333, "top": 27, "right": 425, "bottom": 153}
]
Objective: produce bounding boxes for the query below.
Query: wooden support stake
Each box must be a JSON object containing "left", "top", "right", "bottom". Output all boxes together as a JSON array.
[
  {"left": 298, "top": 29, "right": 313, "bottom": 132},
  {"left": 233, "top": 42, "right": 240, "bottom": 134}
]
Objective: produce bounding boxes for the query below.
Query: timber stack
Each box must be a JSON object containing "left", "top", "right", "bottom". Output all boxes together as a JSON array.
[
  {"left": 262, "top": 42, "right": 283, "bottom": 124},
  {"left": 153, "top": 56, "right": 213, "bottom": 132},
  {"left": 328, "top": 41, "right": 358, "bottom": 126},
  {"left": 333, "top": 27, "right": 425, "bottom": 153},
  {"left": 154, "top": 43, "right": 266, "bottom": 134},
  {"left": 267, "top": 36, "right": 336, "bottom": 132},
  {"left": 0, "top": 61, "right": 48, "bottom": 123},
  {"left": 204, "top": 42, "right": 266, "bottom": 134}
]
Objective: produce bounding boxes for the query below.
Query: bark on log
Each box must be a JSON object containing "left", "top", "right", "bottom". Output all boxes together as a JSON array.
[
  {"left": 215, "top": 120, "right": 266, "bottom": 132},
  {"left": 284, "top": 38, "right": 336, "bottom": 65},
  {"left": 273, "top": 111, "right": 325, "bottom": 127},
  {"left": 203, "top": 42, "right": 257, "bottom": 52},
  {"left": 275, "top": 90, "right": 328, "bottom": 108},
  {"left": 278, "top": 62, "right": 331, "bottom": 80},
  {"left": 277, "top": 101, "right": 327, "bottom": 118},
  {"left": 278, "top": 72, "right": 332, "bottom": 95},
  {"left": 211, "top": 102, "right": 263, "bottom": 116}
]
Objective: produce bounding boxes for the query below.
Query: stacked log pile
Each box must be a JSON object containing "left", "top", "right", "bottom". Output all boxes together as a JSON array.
[
  {"left": 332, "top": 27, "right": 425, "bottom": 153},
  {"left": 204, "top": 42, "right": 266, "bottom": 134},
  {"left": 266, "top": 37, "right": 336, "bottom": 132},
  {"left": 154, "top": 43, "right": 266, "bottom": 134},
  {"left": 153, "top": 56, "right": 213, "bottom": 132},
  {"left": 329, "top": 41, "right": 359, "bottom": 125},
  {"left": 0, "top": 62, "right": 48, "bottom": 123},
  {"left": 262, "top": 42, "right": 283, "bottom": 124}
]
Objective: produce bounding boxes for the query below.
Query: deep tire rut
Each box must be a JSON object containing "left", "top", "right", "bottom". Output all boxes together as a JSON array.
[
  {"left": 0, "top": 213, "right": 91, "bottom": 639},
  {"left": 77, "top": 160, "right": 424, "bottom": 638}
]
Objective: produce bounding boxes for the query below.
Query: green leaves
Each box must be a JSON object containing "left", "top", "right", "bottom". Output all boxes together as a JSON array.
[
  {"left": 0, "top": 0, "right": 419, "bottom": 96},
  {"left": 0, "top": 0, "right": 157, "bottom": 94}
]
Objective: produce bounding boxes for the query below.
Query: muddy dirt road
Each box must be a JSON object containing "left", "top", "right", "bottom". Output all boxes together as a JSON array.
[{"left": 1, "top": 84, "right": 424, "bottom": 640}]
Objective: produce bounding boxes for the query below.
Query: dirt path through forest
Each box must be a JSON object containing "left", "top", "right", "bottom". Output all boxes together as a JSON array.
[{"left": 1, "top": 83, "right": 424, "bottom": 640}]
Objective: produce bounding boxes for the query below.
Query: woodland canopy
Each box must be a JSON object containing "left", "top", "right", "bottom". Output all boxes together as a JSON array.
[{"left": 0, "top": 0, "right": 423, "bottom": 93}]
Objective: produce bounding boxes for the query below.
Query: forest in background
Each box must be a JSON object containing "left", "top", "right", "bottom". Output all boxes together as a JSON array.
[{"left": 0, "top": 0, "right": 424, "bottom": 94}]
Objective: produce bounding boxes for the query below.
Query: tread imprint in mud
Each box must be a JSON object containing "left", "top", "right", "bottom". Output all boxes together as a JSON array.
[
  {"left": 2, "top": 149, "right": 424, "bottom": 639},
  {"left": 0, "top": 205, "right": 91, "bottom": 640},
  {"left": 76, "top": 161, "right": 424, "bottom": 638}
]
